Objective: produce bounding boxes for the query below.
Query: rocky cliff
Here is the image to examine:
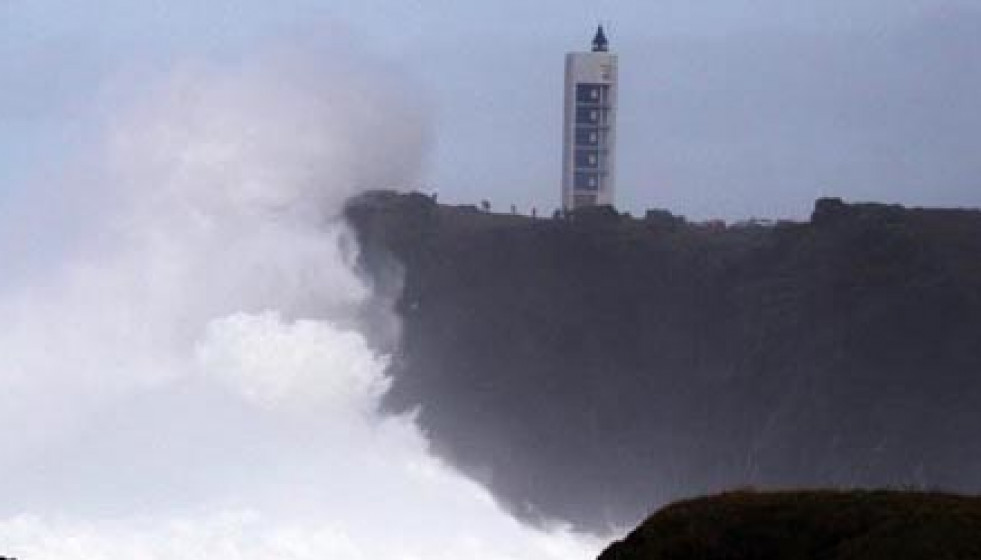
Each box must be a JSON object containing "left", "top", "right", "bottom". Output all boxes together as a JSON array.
[{"left": 345, "top": 191, "right": 981, "bottom": 530}]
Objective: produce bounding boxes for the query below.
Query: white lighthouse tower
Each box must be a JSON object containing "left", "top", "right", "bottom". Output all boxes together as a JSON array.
[{"left": 561, "top": 25, "right": 619, "bottom": 211}]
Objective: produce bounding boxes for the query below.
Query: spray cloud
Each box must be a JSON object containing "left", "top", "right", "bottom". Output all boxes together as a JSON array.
[{"left": 0, "top": 39, "right": 600, "bottom": 559}]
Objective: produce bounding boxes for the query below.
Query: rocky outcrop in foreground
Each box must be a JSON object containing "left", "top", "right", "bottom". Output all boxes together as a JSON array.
[{"left": 599, "top": 490, "right": 981, "bottom": 560}]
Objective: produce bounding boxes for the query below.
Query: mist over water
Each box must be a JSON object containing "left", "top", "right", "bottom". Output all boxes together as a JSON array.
[{"left": 0, "top": 44, "right": 600, "bottom": 559}]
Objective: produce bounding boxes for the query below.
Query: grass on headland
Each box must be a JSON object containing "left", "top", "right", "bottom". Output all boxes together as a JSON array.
[{"left": 598, "top": 489, "right": 981, "bottom": 560}]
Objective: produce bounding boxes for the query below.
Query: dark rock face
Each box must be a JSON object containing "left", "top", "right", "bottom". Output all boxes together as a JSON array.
[
  {"left": 345, "top": 191, "right": 981, "bottom": 531},
  {"left": 598, "top": 490, "right": 981, "bottom": 560}
]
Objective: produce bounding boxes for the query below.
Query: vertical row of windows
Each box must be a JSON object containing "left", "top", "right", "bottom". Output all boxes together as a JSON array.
[{"left": 572, "top": 83, "right": 611, "bottom": 196}]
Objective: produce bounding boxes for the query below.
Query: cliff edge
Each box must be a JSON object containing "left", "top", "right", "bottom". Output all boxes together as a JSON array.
[{"left": 345, "top": 191, "right": 981, "bottom": 530}]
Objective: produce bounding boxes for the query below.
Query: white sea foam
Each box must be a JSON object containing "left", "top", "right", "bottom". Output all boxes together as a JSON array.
[{"left": 0, "top": 43, "right": 601, "bottom": 560}]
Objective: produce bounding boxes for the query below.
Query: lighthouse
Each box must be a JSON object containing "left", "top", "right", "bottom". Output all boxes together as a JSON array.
[{"left": 561, "top": 25, "right": 619, "bottom": 211}]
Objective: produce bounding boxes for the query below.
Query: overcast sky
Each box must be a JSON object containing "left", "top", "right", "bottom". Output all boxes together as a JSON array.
[{"left": 3, "top": 0, "right": 980, "bottom": 219}]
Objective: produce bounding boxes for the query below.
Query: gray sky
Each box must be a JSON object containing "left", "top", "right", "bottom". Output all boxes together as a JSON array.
[{"left": 3, "top": 0, "right": 980, "bottom": 219}]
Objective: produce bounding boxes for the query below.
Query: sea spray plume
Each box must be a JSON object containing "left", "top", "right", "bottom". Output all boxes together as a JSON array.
[
  {"left": 0, "top": 42, "right": 601, "bottom": 559},
  {"left": 0, "top": 44, "right": 423, "bottom": 465}
]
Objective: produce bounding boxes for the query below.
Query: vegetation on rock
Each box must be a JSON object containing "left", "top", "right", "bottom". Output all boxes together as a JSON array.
[{"left": 599, "top": 490, "right": 981, "bottom": 560}]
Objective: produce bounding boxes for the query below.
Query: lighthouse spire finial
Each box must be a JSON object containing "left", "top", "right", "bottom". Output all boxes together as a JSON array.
[{"left": 592, "top": 24, "right": 609, "bottom": 52}]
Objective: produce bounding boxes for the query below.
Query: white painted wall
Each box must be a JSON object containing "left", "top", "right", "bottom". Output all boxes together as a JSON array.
[{"left": 562, "top": 48, "right": 618, "bottom": 211}]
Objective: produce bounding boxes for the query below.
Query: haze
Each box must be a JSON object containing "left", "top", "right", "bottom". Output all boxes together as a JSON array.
[{"left": 4, "top": 0, "right": 980, "bottom": 222}]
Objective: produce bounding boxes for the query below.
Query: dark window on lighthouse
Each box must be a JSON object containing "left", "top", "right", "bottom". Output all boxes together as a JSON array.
[
  {"left": 576, "top": 84, "right": 602, "bottom": 104},
  {"left": 575, "top": 149, "right": 601, "bottom": 169},
  {"left": 575, "top": 107, "right": 601, "bottom": 124},
  {"left": 575, "top": 128, "right": 600, "bottom": 146},
  {"left": 574, "top": 172, "right": 600, "bottom": 191}
]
